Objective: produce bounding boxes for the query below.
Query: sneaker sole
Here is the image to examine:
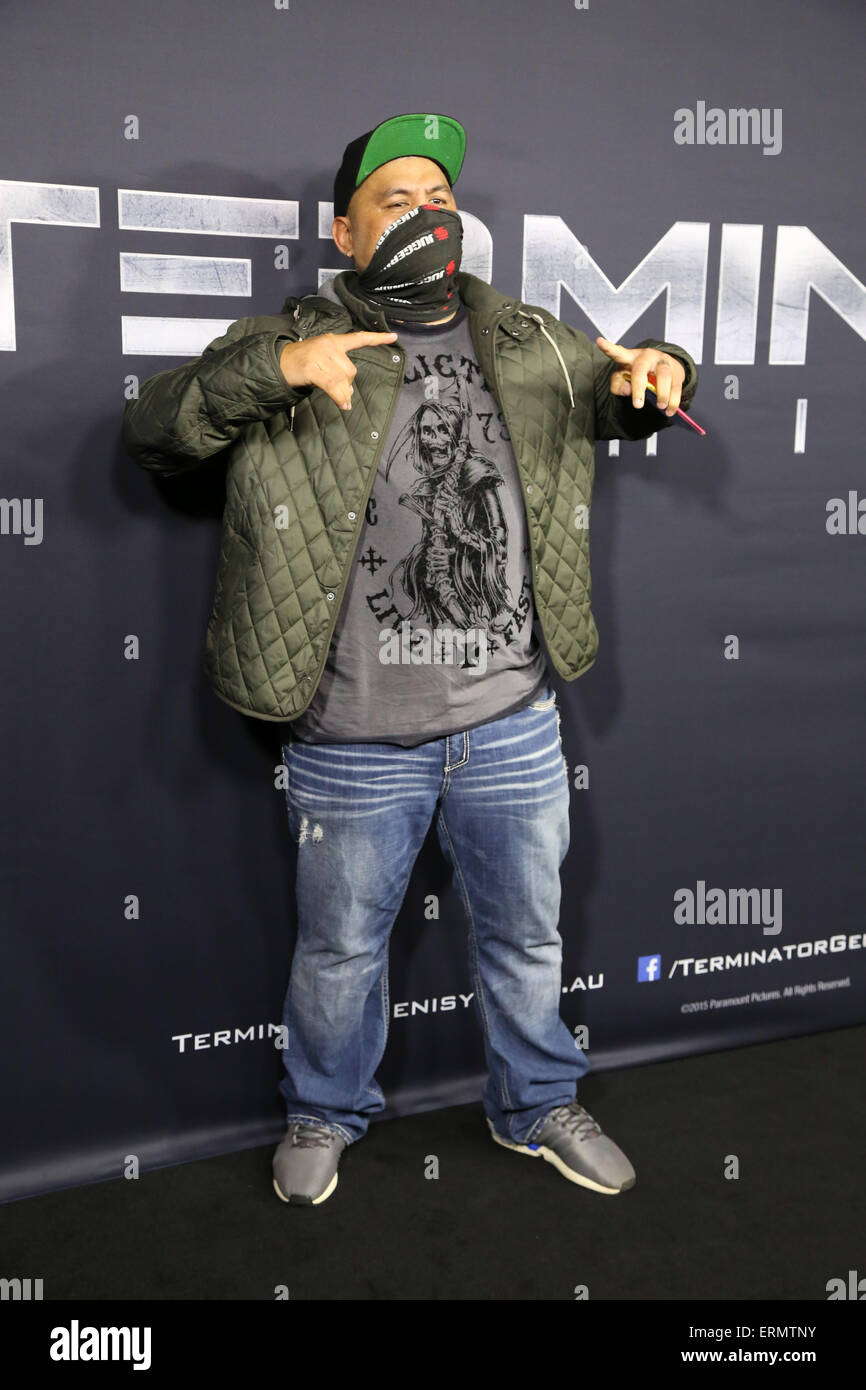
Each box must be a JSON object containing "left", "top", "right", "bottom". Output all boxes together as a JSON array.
[
  {"left": 489, "top": 1127, "right": 635, "bottom": 1195},
  {"left": 272, "top": 1171, "right": 339, "bottom": 1206}
]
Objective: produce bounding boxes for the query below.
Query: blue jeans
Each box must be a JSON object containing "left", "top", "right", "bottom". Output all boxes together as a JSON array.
[{"left": 277, "top": 683, "right": 589, "bottom": 1146}]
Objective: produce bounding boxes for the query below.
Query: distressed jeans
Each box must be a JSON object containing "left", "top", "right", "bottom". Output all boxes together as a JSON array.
[{"left": 277, "top": 682, "right": 589, "bottom": 1146}]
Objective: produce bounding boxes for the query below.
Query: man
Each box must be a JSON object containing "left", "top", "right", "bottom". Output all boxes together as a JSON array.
[{"left": 123, "top": 112, "right": 698, "bottom": 1207}]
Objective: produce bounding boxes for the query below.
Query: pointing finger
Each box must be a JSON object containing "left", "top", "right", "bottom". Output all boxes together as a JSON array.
[
  {"left": 596, "top": 336, "right": 636, "bottom": 367},
  {"left": 341, "top": 330, "right": 399, "bottom": 350}
]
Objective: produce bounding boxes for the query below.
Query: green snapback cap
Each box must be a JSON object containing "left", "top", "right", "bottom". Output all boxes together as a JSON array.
[{"left": 333, "top": 113, "right": 466, "bottom": 216}]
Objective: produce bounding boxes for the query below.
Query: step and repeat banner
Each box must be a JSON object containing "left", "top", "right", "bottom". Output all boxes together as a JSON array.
[{"left": 1, "top": 0, "right": 864, "bottom": 1202}]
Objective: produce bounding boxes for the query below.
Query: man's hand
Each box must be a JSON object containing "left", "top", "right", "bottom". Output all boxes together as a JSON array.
[
  {"left": 279, "top": 330, "right": 399, "bottom": 411},
  {"left": 596, "top": 337, "right": 685, "bottom": 416}
]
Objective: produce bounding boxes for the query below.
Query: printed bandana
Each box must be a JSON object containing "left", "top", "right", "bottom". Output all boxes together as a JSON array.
[{"left": 352, "top": 204, "right": 463, "bottom": 323}]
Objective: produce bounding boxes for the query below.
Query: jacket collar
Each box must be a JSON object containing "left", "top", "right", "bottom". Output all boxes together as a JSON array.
[{"left": 282, "top": 271, "right": 521, "bottom": 332}]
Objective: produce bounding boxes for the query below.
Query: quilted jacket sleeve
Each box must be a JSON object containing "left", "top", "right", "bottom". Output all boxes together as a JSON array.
[
  {"left": 122, "top": 317, "right": 312, "bottom": 476},
  {"left": 589, "top": 335, "right": 699, "bottom": 442}
]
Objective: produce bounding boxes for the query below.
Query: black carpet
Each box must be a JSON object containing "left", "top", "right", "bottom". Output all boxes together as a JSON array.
[{"left": 2, "top": 1022, "right": 864, "bottom": 1307}]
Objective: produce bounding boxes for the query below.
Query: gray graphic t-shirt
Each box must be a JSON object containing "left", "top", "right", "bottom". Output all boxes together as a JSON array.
[{"left": 287, "top": 299, "right": 548, "bottom": 746}]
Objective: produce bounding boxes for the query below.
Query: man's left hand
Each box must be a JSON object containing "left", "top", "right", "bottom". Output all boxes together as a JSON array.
[{"left": 596, "top": 337, "right": 685, "bottom": 416}]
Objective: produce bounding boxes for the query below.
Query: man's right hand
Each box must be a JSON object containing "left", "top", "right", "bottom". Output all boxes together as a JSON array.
[{"left": 279, "top": 330, "right": 399, "bottom": 411}]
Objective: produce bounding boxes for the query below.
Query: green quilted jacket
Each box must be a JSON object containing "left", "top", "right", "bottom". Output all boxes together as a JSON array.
[{"left": 122, "top": 270, "right": 698, "bottom": 722}]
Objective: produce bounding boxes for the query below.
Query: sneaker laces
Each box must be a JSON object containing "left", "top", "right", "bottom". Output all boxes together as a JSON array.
[
  {"left": 545, "top": 1102, "right": 603, "bottom": 1142},
  {"left": 290, "top": 1124, "right": 339, "bottom": 1149}
]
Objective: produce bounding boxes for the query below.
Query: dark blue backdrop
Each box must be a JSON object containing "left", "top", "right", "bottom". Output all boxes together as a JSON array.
[{"left": 1, "top": 0, "right": 864, "bottom": 1203}]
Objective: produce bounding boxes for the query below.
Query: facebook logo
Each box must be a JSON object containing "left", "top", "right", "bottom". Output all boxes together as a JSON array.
[{"left": 638, "top": 955, "right": 662, "bottom": 982}]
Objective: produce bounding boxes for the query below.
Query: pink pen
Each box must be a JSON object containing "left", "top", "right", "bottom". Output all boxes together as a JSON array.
[{"left": 624, "top": 372, "right": 706, "bottom": 436}]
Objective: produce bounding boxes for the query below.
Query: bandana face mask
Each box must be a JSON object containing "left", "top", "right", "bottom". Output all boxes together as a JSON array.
[{"left": 352, "top": 203, "right": 463, "bottom": 323}]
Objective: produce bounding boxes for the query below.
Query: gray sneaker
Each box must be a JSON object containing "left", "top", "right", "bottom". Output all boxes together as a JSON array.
[
  {"left": 272, "top": 1122, "right": 347, "bottom": 1205},
  {"left": 487, "top": 1101, "right": 636, "bottom": 1194}
]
